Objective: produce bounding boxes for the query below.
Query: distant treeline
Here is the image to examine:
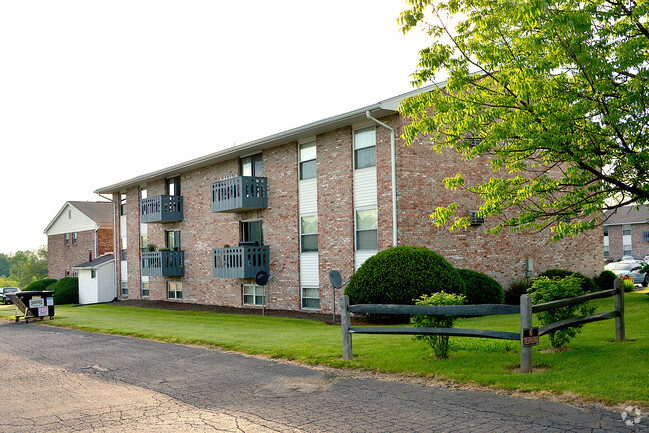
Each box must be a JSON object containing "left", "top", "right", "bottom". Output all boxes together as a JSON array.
[{"left": 0, "top": 246, "right": 48, "bottom": 289}]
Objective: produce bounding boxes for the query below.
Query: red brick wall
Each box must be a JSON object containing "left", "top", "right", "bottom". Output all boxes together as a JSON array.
[
  {"left": 97, "top": 228, "right": 114, "bottom": 256},
  {"left": 48, "top": 230, "right": 103, "bottom": 279},
  {"left": 394, "top": 115, "right": 601, "bottom": 287},
  {"left": 317, "top": 126, "right": 355, "bottom": 312},
  {"left": 606, "top": 223, "right": 649, "bottom": 260}
]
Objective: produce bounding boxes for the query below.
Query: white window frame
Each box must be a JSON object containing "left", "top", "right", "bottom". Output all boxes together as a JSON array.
[
  {"left": 168, "top": 281, "right": 182, "bottom": 299},
  {"left": 355, "top": 208, "right": 378, "bottom": 251},
  {"left": 141, "top": 279, "right": 150, "bottom": 297},
  {"left": 242, "top": 284, "right": 265, "bottom": 306},
  {"left": 353, "top": 126, "right": 376, "bottom": 170},
  {"left": 299, "top": 142, "right": 317, "bottom": 180},
  {"left": 300, "top": 215, "right": 318, "bottom": 253},
  {"left": 301, "top": 287, "right": 320, "bottom": 309}
]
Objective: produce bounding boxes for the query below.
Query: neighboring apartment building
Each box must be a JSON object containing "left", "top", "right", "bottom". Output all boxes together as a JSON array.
[
  {"left": 604, "top": 206, "right": 649, "bottom": 260},
  {"left": 95, "top": 86, "right": 600, "bottom": 314},
  {"left": 44, "top": 201, "right": 114, "bottom": 278}
]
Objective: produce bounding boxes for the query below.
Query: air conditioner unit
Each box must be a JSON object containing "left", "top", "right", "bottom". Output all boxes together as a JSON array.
[{"left": 469, "top": 211, "right": 484, "bottom": 225}]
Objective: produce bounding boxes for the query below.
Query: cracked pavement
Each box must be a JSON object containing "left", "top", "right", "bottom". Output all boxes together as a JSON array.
[{"left": 0, "top": 322, "right": 644, "bottom": 432}]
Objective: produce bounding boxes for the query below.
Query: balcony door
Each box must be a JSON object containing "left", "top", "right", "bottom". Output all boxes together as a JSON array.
[
  {"left": 241, "top": 220, "right": 263, "bottom": 246},
  {"left": 241, "top": 154, "right": 262, "bottom": 177},
  {"left": 166, "top": 176, "right": 181, "bottom": 196},
  {"left": 166, "top": 230, "right": 181, "bottom": 250}
]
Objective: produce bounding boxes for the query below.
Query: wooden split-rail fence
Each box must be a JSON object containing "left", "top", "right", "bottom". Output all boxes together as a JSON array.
[{"left": 340, "top": 279, "right": 625, "bottom": 373}]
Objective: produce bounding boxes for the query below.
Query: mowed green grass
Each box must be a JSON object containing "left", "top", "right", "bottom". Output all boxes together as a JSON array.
[{"left": 1, "top": 291, "right": 647, "bottom": 406}]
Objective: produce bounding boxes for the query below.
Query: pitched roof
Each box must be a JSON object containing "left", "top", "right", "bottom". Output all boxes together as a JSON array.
[
  {"left": 604, "top": 206, "right": 649, "bottom": 225},
  {"left": 44, "top": 200, "right": 113, "bottom": 234},
  {"left": 73, "top": 254, "right": 115, "bottom": 269},
  {"left": 94, "top": 82, "right": 445, "bottom": 194}
]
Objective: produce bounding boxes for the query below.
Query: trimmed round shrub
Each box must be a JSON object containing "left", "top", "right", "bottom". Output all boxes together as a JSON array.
[
  {"left": 457, "top": 269, "right": 503, "bottom": 304},
  {"left": 504, "top": 279, "right": 533, "bottom": 305},
  {"left": 535, "top": 269, "right": 597, "bottom": 293},
  {"left": 594, "top": 270, "right": 617, "bottom": 292},
  {"left": 345, "top": 246, "right": 466, "bottom": 306},
  {"left": 48, "top": 277, "right": 79, "bottom": 305},
  {"left": 24, "top": 278, "right": 58, "bottom": 292}
]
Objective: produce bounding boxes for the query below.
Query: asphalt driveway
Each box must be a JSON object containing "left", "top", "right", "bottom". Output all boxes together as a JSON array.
[{"left": 0, "top": 321, "right": 643, "bottom": 432}]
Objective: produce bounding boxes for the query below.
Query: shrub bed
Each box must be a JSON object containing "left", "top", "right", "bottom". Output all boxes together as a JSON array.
[
  {"left": 48, "top": 277, "right": 79, "bottom": 305},
  {"left": 456, "top": 269, "right": 503, "bottom": 304}
]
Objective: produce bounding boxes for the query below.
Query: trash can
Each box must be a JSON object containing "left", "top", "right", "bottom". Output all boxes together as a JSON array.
[{"left": 8, "top": 291, "right": 55, "bottom": 323}]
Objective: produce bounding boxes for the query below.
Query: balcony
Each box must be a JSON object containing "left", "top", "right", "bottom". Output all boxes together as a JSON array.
[
  {"left": 141, "top": 195, "right": 184, "bottom": 223},
  {"left": 141, "top": 250, "right": 185, "bottom": 277},
  {"left": 211, "top": 176, "right": 268, "bottom": 213},
  {"left": 212, "top": 245, "right": 269, "bottom": 278}
]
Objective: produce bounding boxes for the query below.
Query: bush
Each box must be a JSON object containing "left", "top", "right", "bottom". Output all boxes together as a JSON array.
[
  {"left": 504, "top": 279, "right": 533, "bottom": 305},
  {"left": 529, "top": 276, "right": 596, "bottom": 348},
  {"left": 345, "top": 246, "right": 466, "bottom": 307},
  {"left": 535, "top": 269, "right": 597, "bottom": 293},
  {"left": 622, "top": 278, "right": 636, "bottom": 292},
  {"left": 456, "top": 269, "right": 503, "bottom": 304},
  {"left": 24, "top": 278, "right": 58, "bottom": 292},
  {"left": 48, "top": 277, "right": 79, "bottom": 305},
  {"left": 593, "top": 270, "right": 617, "bottom": 292},
  {"left": 411, "top": 292, "right": 465, "bottom": 359}
]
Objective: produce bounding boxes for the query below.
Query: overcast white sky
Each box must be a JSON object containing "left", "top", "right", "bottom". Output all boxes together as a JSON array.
[{"left": 0, "top": 0, "right": 433, "bottom": 254}]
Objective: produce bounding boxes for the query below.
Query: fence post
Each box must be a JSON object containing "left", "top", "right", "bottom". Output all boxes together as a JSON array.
[
  {"left": 520, "top": 294, "right": 533, "bottom": 373},
  {"left": 341, "top": 295, "right": 353, "bottom": 360},
  {"left": 614, "top": 278, "right": 625, "bottom": 342}
]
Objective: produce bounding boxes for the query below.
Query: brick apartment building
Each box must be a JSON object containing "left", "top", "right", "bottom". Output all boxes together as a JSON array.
[
  {"left": 44, "top": 201, "right": 114, "bottom": 279},
  {"left": 604, "top": 206, "right": 649, "bottom": 260},
  {"left": 95, "top": 86, "right": 600, "bottom": 314}
]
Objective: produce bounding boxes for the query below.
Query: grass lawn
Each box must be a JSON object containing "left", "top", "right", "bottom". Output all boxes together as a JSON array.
[{"left": 1, "top": 290, "right": 648, "bottom": 407}]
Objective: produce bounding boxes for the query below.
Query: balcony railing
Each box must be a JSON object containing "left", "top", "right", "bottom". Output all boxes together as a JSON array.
[
  {"left": 141, "top": 250, "right": 185, "bottom": 277},
  {"left": 212, "top": 245, "right": 269, "bottom": 278},
  {"left": 141, "top": 195, "right": 184, "bottom": 223},
  {"left": 211, "top": 176, "right": 268, "bottom": 213}
]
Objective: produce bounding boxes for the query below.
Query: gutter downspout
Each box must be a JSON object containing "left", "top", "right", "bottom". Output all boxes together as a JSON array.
[{"left": 366, "top": 110, "right": 397, "bottom": 247}]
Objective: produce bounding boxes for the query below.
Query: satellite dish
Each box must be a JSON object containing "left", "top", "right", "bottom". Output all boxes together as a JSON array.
[
  {"left": 255, "top": 271, "right": 269, "bottom": 286},
  {"left": 329, "top": 270, "right": 343, "bottom": 289}
]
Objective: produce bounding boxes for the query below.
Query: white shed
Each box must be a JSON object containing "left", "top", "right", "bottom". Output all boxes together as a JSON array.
[{"left": 73, "top": 254, "right": 116, "bottom": 304}]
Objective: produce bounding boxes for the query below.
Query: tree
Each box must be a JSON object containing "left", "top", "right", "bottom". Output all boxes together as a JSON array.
[
  {"left": 399, "top": 0, "right": 649, "bottom": 239},
  {"left": 0, "top": 253, "right": 10, "bottom": 277},
  {"left": 8, "top": 248, "right": 48, "bottom": 288}
]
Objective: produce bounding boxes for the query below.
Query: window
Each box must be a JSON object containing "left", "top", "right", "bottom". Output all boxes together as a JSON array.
[
  {"left": 166, "top": 176, "right": 181, "bottom": 196},
  {"left": 73, "top": 271, "right": 78, "bottom": 278},
  {"left": 120, "top": 193, "right": 127, "bottom": 216},
  {"left": 356, "top": 209, "right": 378, "bottom": 250},
  {"left": 140, "top": 188, "right": 147, "bottom": 200},
  {"left": 623, "top": 224, "right": 631, "bottom": 236},
  {"left": 299, "top": 142, "right": 316, "bottom": 180},
  {"left": 604, "top": 226, "right": 609, "bottom": 236},
  {"left": 644, "top": 231, "right": 649, "bottom": 242},
  {"left": 90, "top": 269, "right": 96, "bottom": 279},
  {"left": 72, "top": 232, "right": 77, "bottom": 245},
  {"left": 465, "top": 131, "right": 482, "bottom": 147},
  {"left": 301, "top": 287, "right": 320, "bottom": 309},
  {"left": 166, "top": 230, "right": 181, "bottom": 250},
  {"left": 64, "top": 233, "right": 70, "bottom": 246},
  {"left": 604, "top": 245, "right": 610, "bottom": 257},
  {"left": 121, "top": 281, "right": 128, "bottom": 296},
  {"left": 623, "top": 246, "right": 632, "bottom": 256},
  {"left": 240, "top": 220, "right": 263, "bottom": 245},
  {"left": 141, "top": 235, "right": 149, "bottom": 253},
  {"left": 241, "top": 154, "right": 262, "bottom": 177},
  {"left": 243, "top": 284, "right": 264, "bottom": 306},
  {"left": 141, "top": 280, "right": 150, "bottom": 297},
  {"left": 168, "top": 281, "right": 182, "bottom": 299},
  {"left": 121, "top": 237, "right": 127, "bottom": 261},
  {"left": 300, "top": 215, "right": 318, "bottom": 252},
  {"left": 65, "top": 270, "right": 70, "bottom": 277},
  {"left": 354, "top": 127, "right": 376, "bottom": 170}
]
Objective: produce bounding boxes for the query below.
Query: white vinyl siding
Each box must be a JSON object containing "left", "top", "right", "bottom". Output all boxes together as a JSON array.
[
  {"left": 353, "top": 127, "right": 378, "bottom": 270},
  {"left": 46, "top": 204, "right": 98, "bottom": 235},
  {"left": 77, "top": 262, "right": 116, "bottom": 305},
  {"left": 300, "top": 253, "right": 320, "bottom": 288},
  {"left": 623, "top": 224, "right": 632, "bottom": 255},
  {"left": 299, "top": 142, "right": 319, "bottom": 303}
]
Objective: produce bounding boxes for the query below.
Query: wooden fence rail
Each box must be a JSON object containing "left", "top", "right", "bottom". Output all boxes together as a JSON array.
[{"left": 340, "top": 278, "right": 625, "bottom": 373}]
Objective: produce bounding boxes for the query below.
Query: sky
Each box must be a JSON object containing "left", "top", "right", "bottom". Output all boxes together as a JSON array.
[{"left": 0, "top": 0, "right": 433, "bottom": 254}]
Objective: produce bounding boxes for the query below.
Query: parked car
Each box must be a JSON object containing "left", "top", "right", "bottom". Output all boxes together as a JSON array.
[
  {"left": 604, "top": 261, "right": 648, "bottom": 286},
  {"left": 621, "top": 255, "right": 637, "bottom": 262},
  {"left": 0, "top": 287, "right": 20, "bottom": 305}
]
